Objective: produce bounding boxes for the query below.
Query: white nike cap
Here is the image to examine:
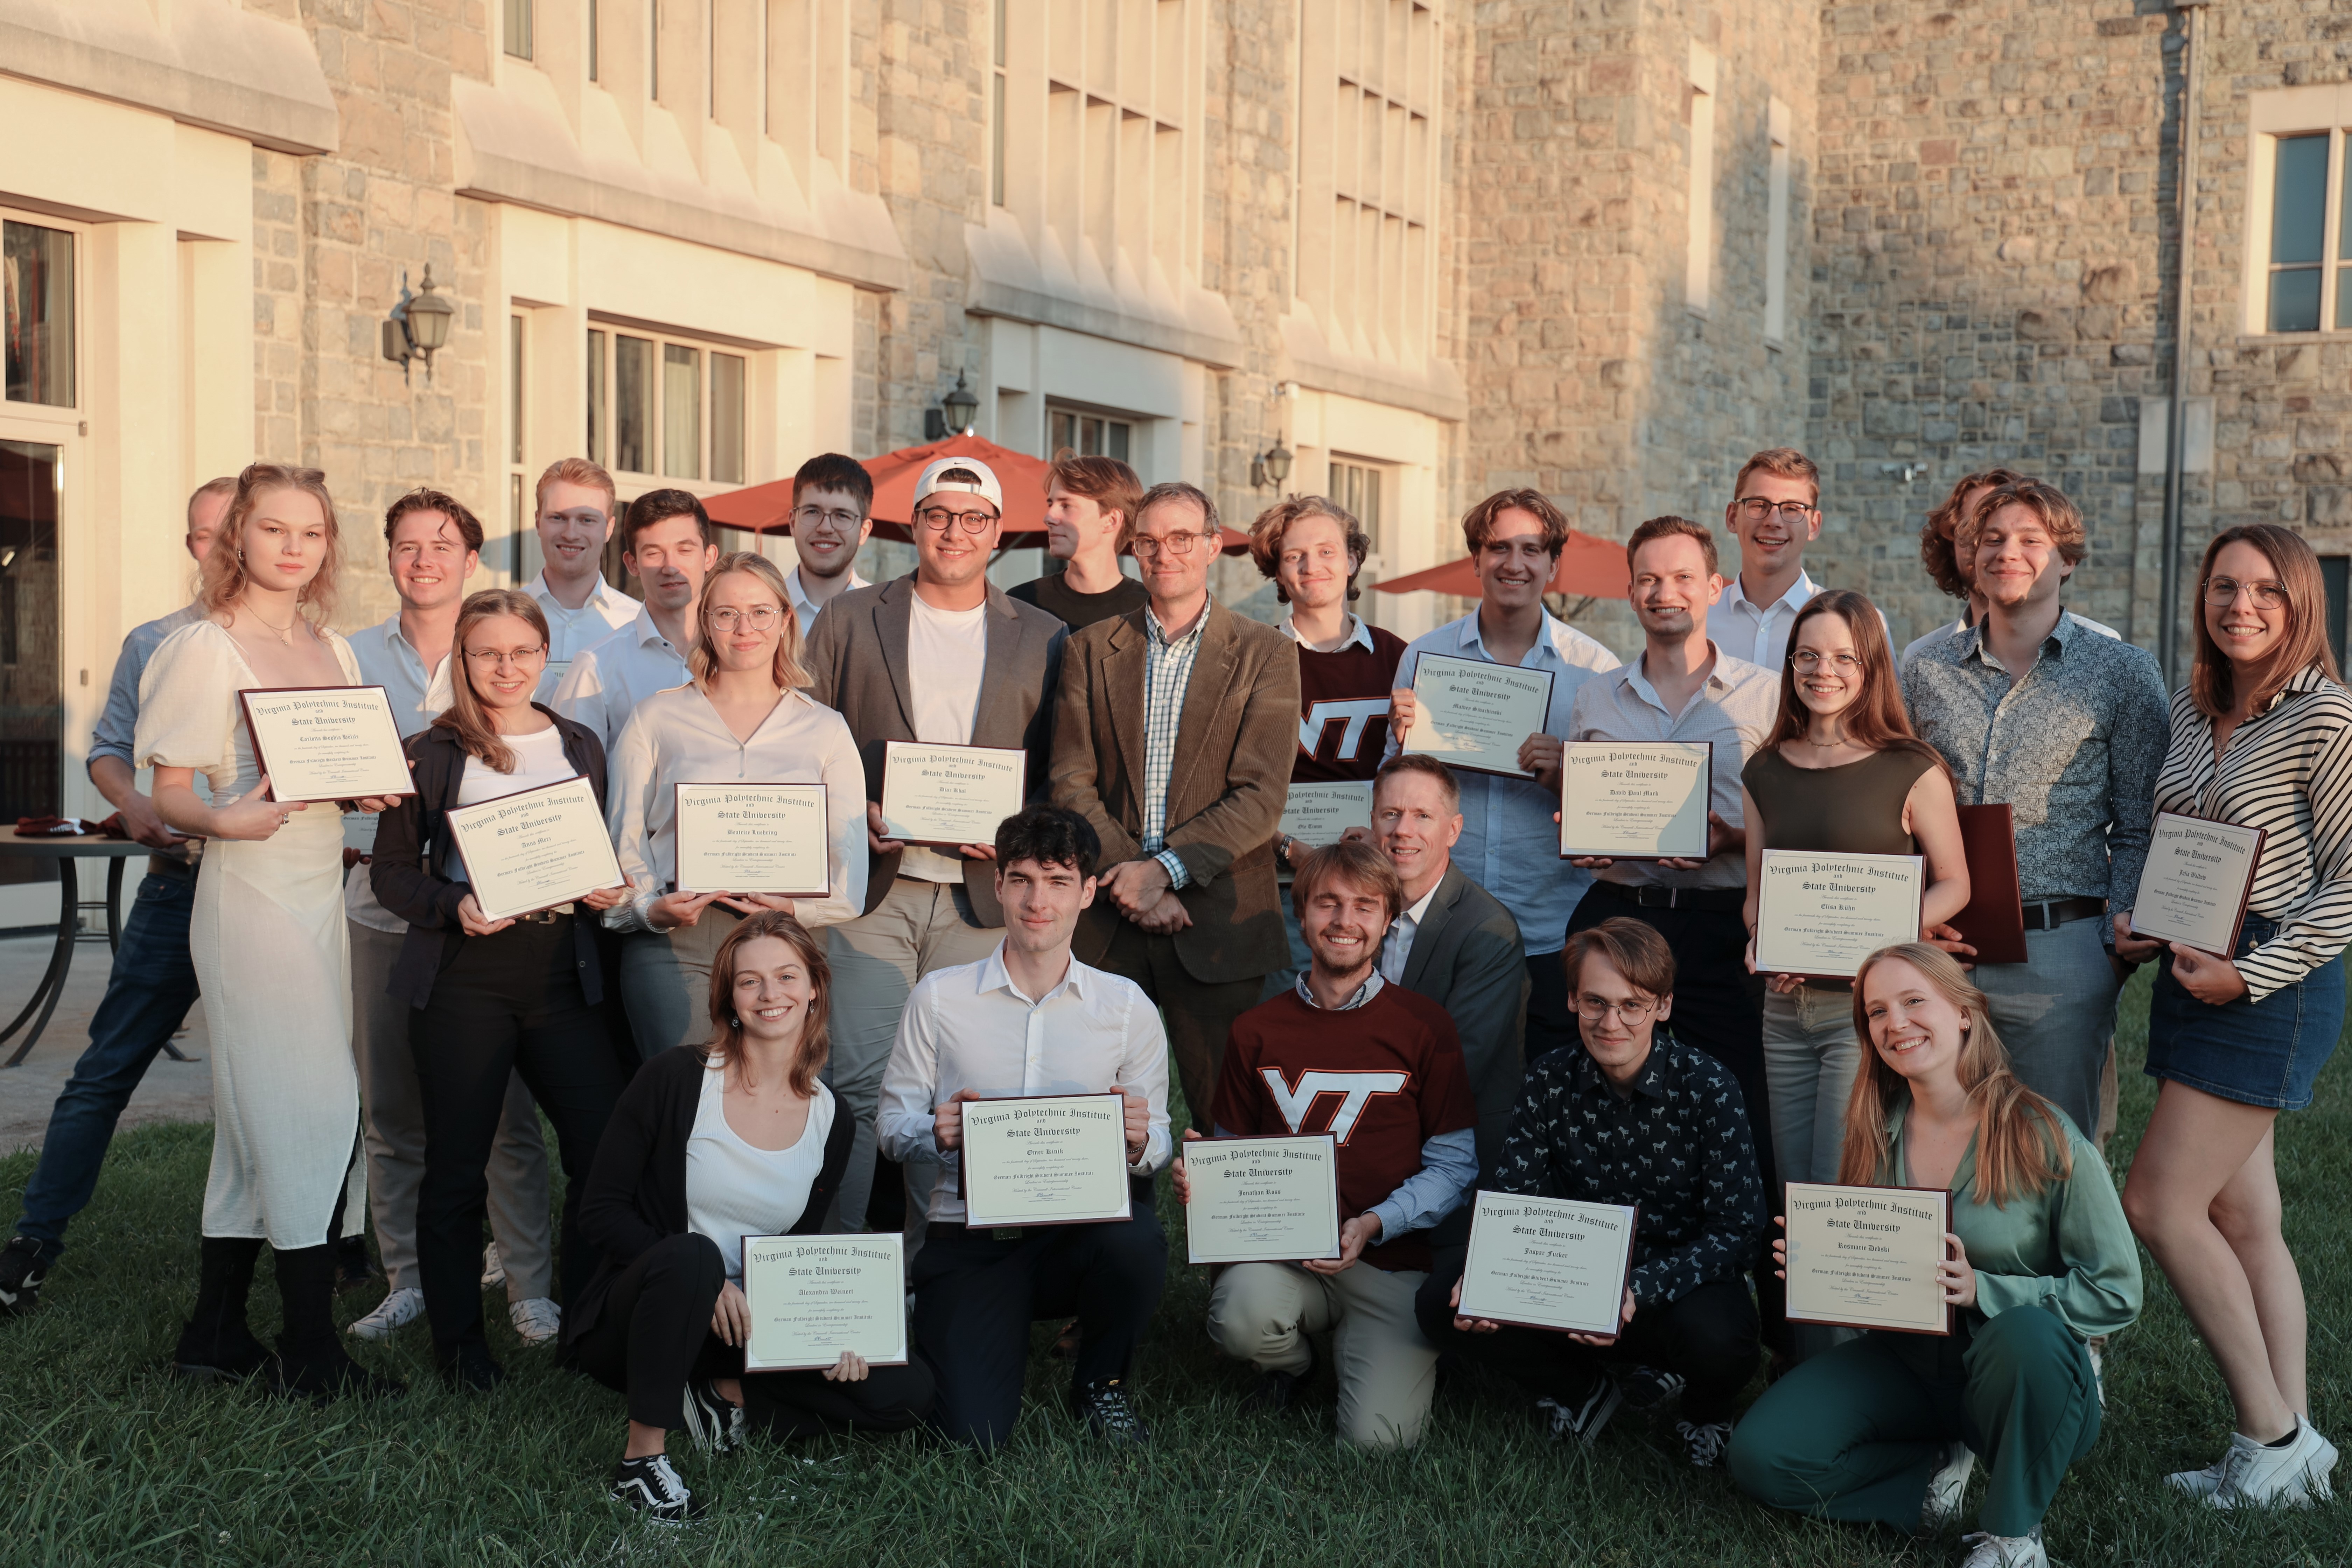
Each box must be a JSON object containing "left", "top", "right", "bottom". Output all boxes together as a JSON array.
[{"left": 911, "top": 456, "right": 1004, "bottom": 516}]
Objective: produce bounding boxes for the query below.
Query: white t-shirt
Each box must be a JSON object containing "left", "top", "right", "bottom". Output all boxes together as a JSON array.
[
  {"left": 450, "top": 725, "right": 578, "bottom": 883},
  {"left": 901, "top": 592, "right": 989, "bottom": 883},
  {"left": 685, "top": 1064, "right": 836, "bottom": 1283}
]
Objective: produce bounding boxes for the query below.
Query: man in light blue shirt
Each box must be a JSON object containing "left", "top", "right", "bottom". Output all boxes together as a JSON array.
[
  {"left": 1386, "top": 489, "right": 1618, "bottom": 1060},
  {"left": 2, "top": 479, "right": 230, "bottom": 1315},
  {"left": 522, "top": 457, "right": 640, "bottom": 700}
]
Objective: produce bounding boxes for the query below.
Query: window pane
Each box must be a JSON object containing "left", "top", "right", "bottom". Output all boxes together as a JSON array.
[
  {"left": 2272, "top": 133, "right": 2328, "bottom": 266},
  {"left": 2270, "top": 267, "right": 2323, "bottom": 334},
  {"left": 1105, "top": 420, "right": 1129, "bottom": 462},
  {"left": 662, "top": 343, "right": 701, "bottom": 479},
  {"left": 1080, "top": 416, "right": 1101, "bottom": 456},
  {"left": 0, "top": 440, "right": 61, "bottom": 882},
  {"left": 588, "top": 0, "right": 598, "bottom": 79},
  {"left": 510, "top": 472, "right": 527, "bottom": 577},
  {"left": 3, "top": 222, "right": 75, "bottom": 407},
  {"left": 586, "top": 329, "right": 608, "bottom": 463},
  {"left": 504, "top": 0, "right": 532, "bottom": 59},
  {"left": 992, "top": 73, "right": 1007, "bottom": 207},
  {"left": 710, "top": 352, "right": 745, "bottom": 484},
  {"left": 616, "top": 334, "right": 653, "bottom": 473},
  {"left": 2340, "top": 267, "right": 2352, "bottom": 331},
  {"left": 510, "top": 315, "right": 525, "bottom": 464},
  {"left": 2321, "top": 556, "right": 2349, "bottom": 678},
  {"left": 1051, "top": 411, "right": 1075, "bottom": 454}
]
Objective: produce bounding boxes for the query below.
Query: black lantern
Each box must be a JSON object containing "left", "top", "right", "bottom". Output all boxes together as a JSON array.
[
  {"left": 940, "top": 371, "right": 979, "bottom": 434},
  {"left": 381, "top": 265, "right": 455, "bottom": 383},
  {"left": 1263, "top": 440, "right": 1293, "bottom": 486}
]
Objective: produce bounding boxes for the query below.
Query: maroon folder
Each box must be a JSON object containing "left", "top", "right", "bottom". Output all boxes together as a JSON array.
[{"left": 1952, "top": 804, "right": 2028, "bottom": 965}]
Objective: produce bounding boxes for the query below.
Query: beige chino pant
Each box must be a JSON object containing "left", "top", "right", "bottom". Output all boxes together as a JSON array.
[{"left": 1208, "top": 1259, "right": 1437, "bottom": 1449}]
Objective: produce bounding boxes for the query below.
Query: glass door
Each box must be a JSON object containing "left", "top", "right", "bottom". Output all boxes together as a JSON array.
[{"left": 0, "top": 439, "right": 60, "bottom": 885}]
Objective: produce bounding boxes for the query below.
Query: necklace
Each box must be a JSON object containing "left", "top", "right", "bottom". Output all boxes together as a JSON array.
[{"left": 240, "top": 596, "right": 301, "bottom": 645}]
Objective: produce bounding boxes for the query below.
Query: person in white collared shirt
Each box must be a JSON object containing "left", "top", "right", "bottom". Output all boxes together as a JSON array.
[
  {"left": 877, "top": 805, "right": 1170, "bottom": 1450},
  {"left": 1386, "top": 489, "right": 1619, "bottom": 1061},
  {"left": 342, "top": 490, "right": 561, "bottom": 1348},
  {"left": 553, "top": 491, "right": 718, "bottom": 754},
  {"left": 778, "top": 453, "right": 874, "bottom": 630},
  {"left": 523, "top": 458, "right": 640, "bottom": 700},
  {"left": 603, "top": 552, "right": 869, "bottom": 1063}
]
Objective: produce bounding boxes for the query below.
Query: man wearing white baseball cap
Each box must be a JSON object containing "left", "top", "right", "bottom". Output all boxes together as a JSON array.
[{"left": 800, "top": 454, "right": 1070, "bottom": 1232}]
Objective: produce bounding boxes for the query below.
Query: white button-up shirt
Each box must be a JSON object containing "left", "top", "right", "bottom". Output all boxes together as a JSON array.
[
  {"left": 1389, "top": 608, "right": 1620, "bottom": 955},
  {"left": 1706, "top": 568, "right": 1819, "bottom": 671},
  {"left": 784, "top": 565, "right": 869, "bottom": 632},
  {"left": 601, "top": 682, "right": 869, "bottom": 933},
  {"left": 1378, "top": 877, "right": 1443, "bottom": 984},
  {"left": 1567, "top": 644, "right": 1780, "bottom": 891},
  {"left": 550, "top": 606, "right": 691, "bottom": 756},
  {"left": 1279, "top": 611, "right": 1375, "bottom": 653},
  {"left": 875, "top": 945, "right": 1172, "bottom": 1224},
  {"left": 527, "top": 569, "right": 641, "bottom": 700},
  {"left": 344, "top": 614, "right": 458, "bottom": 933}
]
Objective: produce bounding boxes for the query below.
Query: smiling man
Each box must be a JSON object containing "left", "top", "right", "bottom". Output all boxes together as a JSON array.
[
  {"left": 1707, "top": 448, "right": 1824, "bottom": 671},
  {"left": 523, "top": 457, "right": 639, "bottom": 699},
  {"left": 780, "top": 452, "right": 873, "bottom": 628},
  {"left": 552, "top": 490, "right": 719, "bottom": 755},
  {"left": 1902, "top": 481, "right": 2169, "bottom": 1137}
]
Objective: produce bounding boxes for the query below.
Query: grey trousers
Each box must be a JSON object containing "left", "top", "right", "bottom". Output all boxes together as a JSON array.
[
  {"left": 1969, "top": 916, "right": 2121, "bottom": 1139},
  {"left": 1209, "top": 1259, "right": 1437, "bottom": 1449},
  {"left": 823, "top": 877, "right": 1002, "bottom": 1232},
  {"left": 616, "top": 911, "right": 743, "bottom": 1064},
  {"left": 348, "top": 919, "right": 552, "bottom": 1299},
  {"left": 1762, "top": 983, "right": 1865, "bottom": 1362}
]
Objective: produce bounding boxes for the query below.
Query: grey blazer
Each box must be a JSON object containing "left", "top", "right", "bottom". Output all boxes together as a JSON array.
[
  {"left": 1400, "top": 861, "right": 1531, "bottom": 1181},
  {"left": 799, "top": 574, "right": 1068, "bottom": 928}
]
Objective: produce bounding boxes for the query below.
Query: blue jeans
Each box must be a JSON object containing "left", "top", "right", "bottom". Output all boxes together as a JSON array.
[{"left": 12, "top": 869, "right": 201, "bottom": 1262}]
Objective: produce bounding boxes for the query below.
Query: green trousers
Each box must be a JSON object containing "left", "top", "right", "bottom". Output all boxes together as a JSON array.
[{"left": 1727, "top": 1304, "right": 2101, "bottom": 1538}]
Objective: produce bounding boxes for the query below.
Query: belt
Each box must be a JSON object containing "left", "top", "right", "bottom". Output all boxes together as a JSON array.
[
  {"left": 1592, "top": 881, "right": 1746, "bottom": 914},
  {"left": 147, "top": 854, "right": 196, "bottom": 880},
  {"left": 511, "top": 904, "right": 575, "bottom": 925},
  {"left": 2020, "top": 896, "right": 2104, "bottom": 931}
]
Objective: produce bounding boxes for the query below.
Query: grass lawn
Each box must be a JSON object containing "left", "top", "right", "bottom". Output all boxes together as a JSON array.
[{"left": 3, "top": 969, "right": 2346, "bottom": 1566}]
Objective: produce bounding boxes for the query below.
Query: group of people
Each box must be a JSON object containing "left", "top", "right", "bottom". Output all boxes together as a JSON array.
[{"left": 0, "top": 436, "right": 2342, "bottom": 1564}]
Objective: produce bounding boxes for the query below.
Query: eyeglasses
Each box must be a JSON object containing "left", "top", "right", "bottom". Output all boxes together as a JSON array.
[
  {"left": 1130, "top": 530, "right": 1213, "bottom": 560},
  {"left": 1576, "top": 995, "right": 1660, "bottom": 1022},
  {"left": 2203, "top": 576, "right": 2289, "bottom": 610},
  {"left": 708, "top": 606, "right": 785, "bottom": 632},
  {"left": 1734, "top": 498, "right": 1817, "bottom": 524},
  {"left": 1789, "top": 650, "right": 1864, "bottom": 672},
  {"left": 465, "top": 645, "right": 547, "bottom": 668},
  {"left": 792, "top": 505, "right": 864, "bottom": 534},
  {"left": 915, "top": 505, "right": 998, "bottom": 534}
]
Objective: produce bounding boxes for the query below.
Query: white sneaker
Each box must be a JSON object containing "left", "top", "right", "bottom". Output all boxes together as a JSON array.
[
  {"left": 2207, "top": 1418, "right": 2339, "bottom": 1509},
  {"left": 347, "top": 1287, "right": 424, "bottom": 1342},
  {"left": 1959, "top": 1527, "right": 2045, "bottom": 1568},
  {"left": 480, "top": 1242, "right": 506, "bottom": 1289},
  {"left": 2166, "top": 1452, "right": 2229, "bottom": 1498},
  {"left": 1922, "top": 1440, "right": 1977, "bottom": 1530},
  {"left": 2085, "top": 1338, "right": 2105, "bottom": 1409},
  {"left": 509, "top": 1296, "right": 561, "bottom": 1346}
]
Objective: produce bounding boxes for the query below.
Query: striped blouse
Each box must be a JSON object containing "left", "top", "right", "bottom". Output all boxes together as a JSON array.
[{"left": 2148, "top": 666, "right": 2352, "bottom": 1000}]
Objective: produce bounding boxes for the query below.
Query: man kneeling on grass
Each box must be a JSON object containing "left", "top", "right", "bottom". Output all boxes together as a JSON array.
[
  {"left": 1416, "top": 917, "right": 1766, "bottom": 1468},
  {"left": 1176, "top": 840, "right": 1477, "bottom": 1448}
]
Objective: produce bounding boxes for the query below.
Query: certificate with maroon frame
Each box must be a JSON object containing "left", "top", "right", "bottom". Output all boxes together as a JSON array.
[
  {"left": 879, "top": 741, "right": 1026, "bottom": 848},
  {"left": 1182, "top": 1133, "right": 1341, "bottom": 1265},
  {"left": 1398, "top": 653, "right": 1555, "bottom": 779},
  {"left": 959, "top": 1093, "right": 1133, "bottom": 1228},
  {"left": 443, "top": 775, "right": 625, "bottom": 923},
  {"left": 741, "top": 1233, "right": 909, "bottom": 1373},
  {"left": 1455, "top": 1191, "right": 1640, "bottom": 1341},
  {"left": 1782, "top": 1181, "right": 1952, "bottom": 1336},
  {"left": 2129, "top": 811, "right": 2266, "bottom": 958},
  {"left": 673, "top": 782, "right": 831, "bottom": 898},
  {"left": 238, "top": 685, "right": 413, "bottom": 804}
]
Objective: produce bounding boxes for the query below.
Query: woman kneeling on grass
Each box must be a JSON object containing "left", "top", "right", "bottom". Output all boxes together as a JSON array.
[
  {"left": 562, "top": 911, "right": 936, "bottom": 1522},
  {"left": 1727, "top": 944, "right": 2140, "bottom": 1568}
]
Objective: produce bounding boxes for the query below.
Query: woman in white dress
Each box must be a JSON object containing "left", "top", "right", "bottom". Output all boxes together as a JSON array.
[{"left": 136, "top": 463, "right": 404, "bottom": 1400}]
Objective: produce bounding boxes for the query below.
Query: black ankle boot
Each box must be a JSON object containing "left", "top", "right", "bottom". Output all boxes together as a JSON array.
[
  {"left": 265, "top": 1243, "right": 404, "bottom": 1402},
  {"left": 174, "top": 1236, "right": 269, "bottom": 1382}
]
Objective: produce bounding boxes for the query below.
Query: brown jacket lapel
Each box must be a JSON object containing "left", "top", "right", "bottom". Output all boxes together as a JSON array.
[{"left": 1101, "top": 611, "right": 1149, "bottom": 827}]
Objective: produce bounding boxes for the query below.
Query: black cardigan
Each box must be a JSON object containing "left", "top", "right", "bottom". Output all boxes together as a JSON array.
[
  {"left": 560, "top": 1044, "right": 853, "bottom": 1357},
  {"left": 368, "top": 708, "right": 611, "bottom": 1010}
]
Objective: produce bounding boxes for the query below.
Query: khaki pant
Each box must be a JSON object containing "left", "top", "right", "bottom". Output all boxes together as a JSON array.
[
  {"left": 348, "top": 919, "right": 552, "bottom": 1299},
  {"left": 1208, "top": 1259, "right": 1437, "bottom": 1449}
]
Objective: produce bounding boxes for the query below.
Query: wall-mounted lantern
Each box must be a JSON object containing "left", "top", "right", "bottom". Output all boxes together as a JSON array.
[
  {"left": 1250, "top": 440, "right": 1293, "bottom": 491},
  {"left": 380, "top": 266, "right": 455, "bottom": 383},
  {"left": 924, "top": 371, "right": 980, "bottom": 440}
]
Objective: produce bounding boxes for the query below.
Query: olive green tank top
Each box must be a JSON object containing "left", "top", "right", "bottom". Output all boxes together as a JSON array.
[{"left": 1741, "top": 745, "right": 1934, "bottom": 856}]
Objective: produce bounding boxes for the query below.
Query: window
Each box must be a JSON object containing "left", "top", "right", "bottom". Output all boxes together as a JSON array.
[
  {"left": 2265, "top": 130, "right": 2351, "bottom": 332},
  {"left": 1049, "top": 407, "right": 1131, "bottom": 462},
  {"left": 588, "top": 0, "right": 598, "bottom": 80},
  {"left": 1686, "top": 43, "right": 1716, "bottom": 315},
  {"left": 1765, "top": 97, "right": 1791, "bottom": 344},
  {"left": 710, "top": 352, "right": 745, "bottom": 484},
  {"left": 1330, "top": 460, "right": 1384, "bottom": 551},
  {"left": 586, "top": 328, "right": 608, "bottom": 462},
  {"left": 990, "top": 1, "right": 1009, "bottom": 207},
  {"left": 504, "top": 0, "right": 533, "bottom": 60},
  {"left": 586, "top": 326, "right": 746, "bottom": 483},
  {"left": 509, "top": 314, "right": 527, "bottom": 573},
  {"left": 2324, "top": 556, "right": 2350, "bottom": 675},
  {"left": 3, "top": 220, "right": 75, "bottom": 408},
  {"left": 0, "top": 440, "right": 62, "bottom": 877},
  {"left": 1295, "top": 2, "right": 1441, "bottom": 366}
]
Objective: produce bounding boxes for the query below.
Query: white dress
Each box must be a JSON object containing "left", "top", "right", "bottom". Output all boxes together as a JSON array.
[{"left": 135, "top": 620, "right": 365, "bottom": 1248}]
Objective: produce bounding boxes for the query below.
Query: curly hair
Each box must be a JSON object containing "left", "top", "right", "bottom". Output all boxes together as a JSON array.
[{"left": 1247, "top": 495, "right": 1371, "bottom": 603}]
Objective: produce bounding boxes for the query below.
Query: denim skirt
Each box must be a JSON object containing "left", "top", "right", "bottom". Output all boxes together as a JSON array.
[{"left": 2145, "top": 915, "right": 2345, "bottom": 1111}]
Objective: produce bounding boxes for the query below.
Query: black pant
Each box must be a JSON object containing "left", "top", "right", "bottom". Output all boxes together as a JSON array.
[
  {"left": 411, "top": 916, "right": 624, "bottom": 1360},
  {"left": 567, "top": 1232, "right": 935, "bottom": 1435},
  {"left": 912, "top": 1195, "right": 1167, "bottom": 1449},
  {"left": 1525, "top": 950, "right": 1577, "bottom": 1064},
  {"left": 1416, "top": 1266, "right": 1759, "bottom": 1424}
]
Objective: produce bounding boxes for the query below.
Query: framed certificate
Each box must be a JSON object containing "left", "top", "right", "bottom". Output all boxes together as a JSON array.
[
  {"left": 673, "top": 783, "right": 830, "bottom": 897},
  {"left": 1951, "top": 804, "right": 2029, "bottom": 966},
  {"left": 1398, "top": 653, "right": 1555, "bottom": 779},
  {"left": 1557, "top": 742, "right": 1712, "bottom": 860},
  {"left": 741, "top": 1233, "right": 908, "bottom": 1373},
  {"left": 443, "top": 775, "right": 626, "bottom": 923},
  {"left": 960, "top": 1092, "right": 1133, "bottom": 1229},
  {"left": 1754, "top": 850, "right": 1926, "bottom": 979},
  {"left": 1280, "top": 781, "right": 1374, "bottom": 849},
  {"left": 238, "top": 686, "right": 413, "bottom": 804},
  {"left": 1457, "top": 1191, "right": 1640, "bottom": 1340},
  {"left": 1182, "top": 1134, "right": 1341, "bottom": 1265},
  {"left": 879, "top": 741, "right": 1026, "bottom": 848},
  {"left": 1783, "top": 1181, "right": 1952, "bottom": 1336},
  {"left": 2130, "top": 811, "right": 2265, "bottom": 957}
]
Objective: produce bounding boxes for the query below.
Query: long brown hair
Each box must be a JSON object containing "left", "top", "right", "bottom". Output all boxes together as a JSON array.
[
  {"left": 688, "top": 552, "right": 810, "bottom": 691},
  {"left": 1842, "top": 944, "right": 2073, "bottom": 1207},
  {"left": 1765, "top": 589, "right": 1945, "bottom": 772},
  {"left": 199, "top": 462, "right": 346, "bottom": 626},
  {"left": 431, "top": 589, "right": 553, "bottom": 773},
  {"left": 704, "top": 911, "right": 831, "bottom": 1095},
  {"left": 2190, "top": 523, "right": 2344, "bottom": 721}
]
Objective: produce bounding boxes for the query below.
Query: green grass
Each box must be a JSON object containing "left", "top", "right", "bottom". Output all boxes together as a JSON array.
[{"left": 2, "top": 970, "right": 2346, "bottom": 1566}]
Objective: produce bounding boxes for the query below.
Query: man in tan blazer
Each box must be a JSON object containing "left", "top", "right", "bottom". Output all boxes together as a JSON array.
[
  {"left": 801, "top": 456, "right": 1068, "bottom": 1228},
  {"left": 1051, "top": 482, "right": 1299, "bottom": 1128}
]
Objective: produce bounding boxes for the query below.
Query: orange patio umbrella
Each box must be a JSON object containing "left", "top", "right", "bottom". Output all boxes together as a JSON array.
[{"left": 1370, "top": 528, "right": 1630, "bottom": 600}]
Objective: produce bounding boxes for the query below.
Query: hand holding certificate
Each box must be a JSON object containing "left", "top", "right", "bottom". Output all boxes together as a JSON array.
[
  {"left": 673, "top": 783, "right": 831, "bottom": 898},
  {"left": 880, "top": 741, "right": 1026, "bottom": 849},
  {"left": 741, "top": 1234, "right": 908, "bottom": 1372},
  {"left": 1558, "top": 742, "right": 1712, "bottom": 860},
  {"left": 1782, "top": 1182, "right": 1951, "bottom": 1335},
  {"left": 443, "top": 775, "right": 626, "bottom": 923},
  {"left": 960, "top": 1093, "right": 1133, "bottom": 1228},
  {"left": 1754, "top": 850, "right": 1926, "bottom": 978},
  {"left": 1398, "top": 653, "right": 1555, "bottom": 779},
  {"left": 1456, "top": 1192, "right": 1639, "bottom": 1340},
  {"left": 239, "top": 686, "right": 413, "bottom": 804},
  {"left": 1181, "top": 1134, "right": 1341, "bottom": 1265},
  {"left": 2129, "top": 811, "right": 2264, "bottom": 957}
]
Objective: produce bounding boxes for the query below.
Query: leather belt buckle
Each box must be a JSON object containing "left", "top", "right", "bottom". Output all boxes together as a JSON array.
[{"left": 989, "top": 1227, "right": 1025, "bottom": 1242}]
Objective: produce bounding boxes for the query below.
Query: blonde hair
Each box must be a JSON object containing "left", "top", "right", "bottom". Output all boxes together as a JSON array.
[
  {"left": 1843, "top": 944, "right": 2073, "bottom": 1208},
  {"left": 533, "top": 456, "right": 618, "bottom": 518},
  {"left": 689, "top": 551, "right": 810, "bottom": 691},
  {"left": 199, "top": 463, "right": 346, "bottom": 626},
  {"left": 432, "top": 589, "right": 555, "bottom": 774}
]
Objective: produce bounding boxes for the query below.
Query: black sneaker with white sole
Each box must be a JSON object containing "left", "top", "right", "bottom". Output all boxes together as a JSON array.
[
  {"left": 1536, "top": 1376, "right": 1624, "bottom": 1446},
  {"left": 1244, "top": 1336, "right": 1320, "bottom": 1416},
  {"left": 681, "top": 1380, "right": 744, "bottom": 1455},
  {"left": 0, "top": 1237, "right": 46, "bottom": 1318},
  {"left": 1618, "top": 1364, "right": 1687, "bottom": 1412},
  {"left": 1075, "top": 1377, "right": 1151, "bottom": 1445},
  {"left": 609, "top": 1454, "right": 704, "bottom": 1525}
]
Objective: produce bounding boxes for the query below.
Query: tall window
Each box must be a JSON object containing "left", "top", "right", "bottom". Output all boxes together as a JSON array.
[
  {"left": 2, "top": 220, "right": 75, "bottom": 408},
  {"left": 588, "top": 0, "right": 598, "bottom": 80},
  {"left": 1295, "top": 2, "right": 1441, "bottom": 365},
  {"left": 990, "top": 1, "right": 1009, "bottom": 207},
  {"left": 1686, "top": 44, "right": 1717, "bottom": 316},
  {"left": 1049, "top": 407, "right": 1132, "bottom": 462},
  {"left": 509, "top": 314, "right": 528, "bottom": 574},
  {"left": 2265, "top": 130, "right": 2351, "bottom": 332},
  {"left": 586, "top": 326, "right": 746, "bottom": 484},
  {"left": 1765, "top": 97, "right": 1791, "bottom": 344},
  {"left": 504, "top": 0, "right": 533, "bottom": 60},
  {"left": 2323, "top": 556, "right": 2350, "bottom": 674},
  {"left": 1330, "top": 460, "right": 1384, "bottom": 552}
]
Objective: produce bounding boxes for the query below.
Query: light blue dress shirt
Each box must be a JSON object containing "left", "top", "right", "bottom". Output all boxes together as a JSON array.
[{"left": 89, "top": 603, "right": 205, "bottom": 772}]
